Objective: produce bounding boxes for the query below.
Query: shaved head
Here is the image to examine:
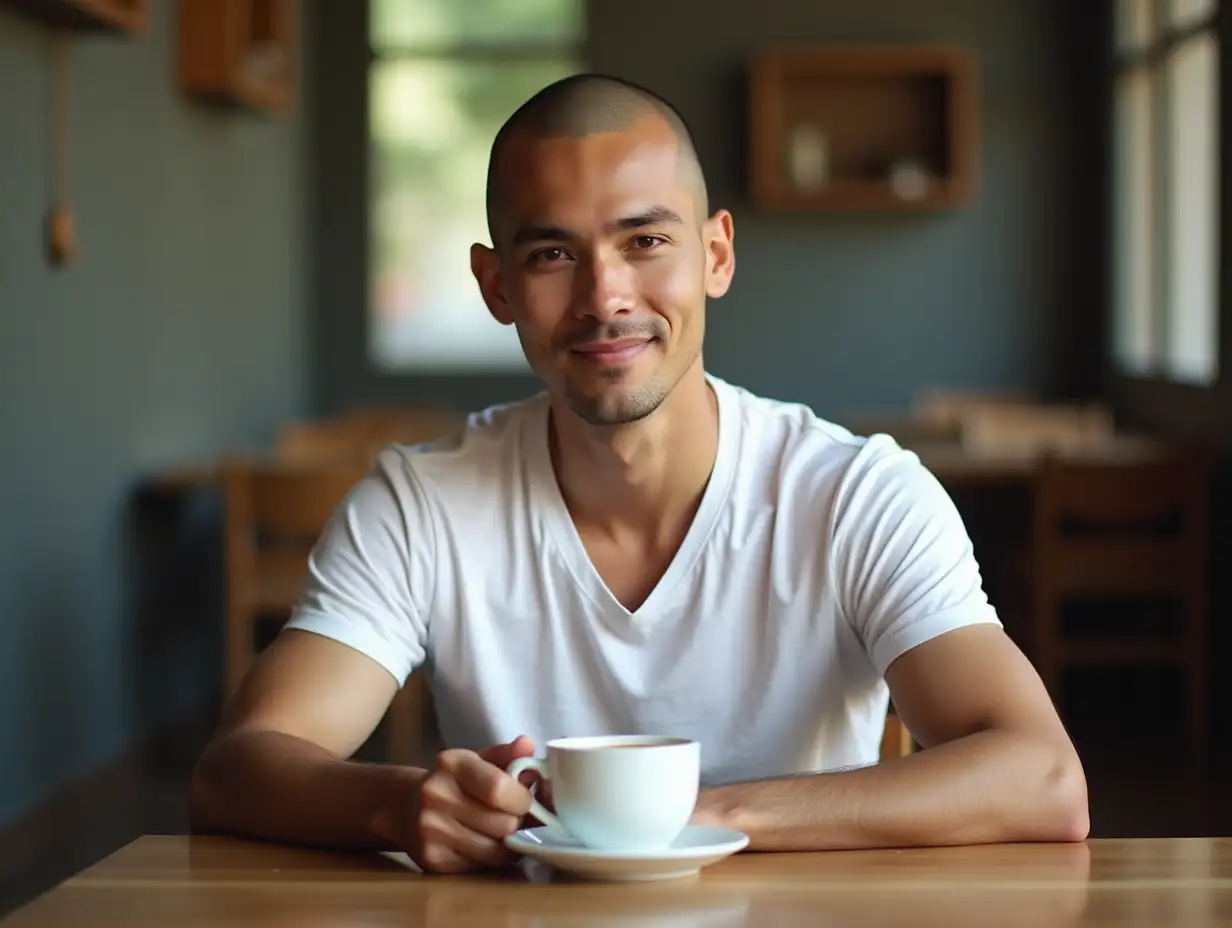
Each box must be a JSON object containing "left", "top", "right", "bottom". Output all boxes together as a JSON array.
[
  {"left": 484, "top": 73, "right": 708, "bottom": 246},
  {"left": 469, "top": 72, "right": 735, "bottom": 430}
]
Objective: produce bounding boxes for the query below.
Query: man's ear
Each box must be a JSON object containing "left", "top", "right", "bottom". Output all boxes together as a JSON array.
[
  {"left": 470, "top": 242, "right": 514, "bottom": 325},
  {"left": 702, "top": 208, "right": 735, "bottom": 299}
]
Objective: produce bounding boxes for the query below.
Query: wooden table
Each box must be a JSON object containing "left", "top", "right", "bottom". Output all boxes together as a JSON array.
[
  {"left": 5, "top": 835, "right": 1230, "bottom": 926},
  {"left": 908, "top": 435, "right": 1169, "bottom": 487}
]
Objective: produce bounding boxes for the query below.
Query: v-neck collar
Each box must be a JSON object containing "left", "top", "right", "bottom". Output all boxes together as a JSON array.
[{"left": 527, "top": 374, "right": 740, "bottom": 631}]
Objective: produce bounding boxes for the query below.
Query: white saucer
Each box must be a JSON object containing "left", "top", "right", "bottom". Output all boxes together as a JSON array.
[{"left": 504, "top": 825, "right": 750, "bottom": 882}]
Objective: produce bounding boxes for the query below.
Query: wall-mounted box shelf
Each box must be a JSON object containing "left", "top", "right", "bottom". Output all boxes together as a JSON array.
[
  {"left": 2, "top": 0, "right": 146, "bottom": 33},
  {"left": 749, "top": 44, "right": 978, "bottom": 212},
  {"left": 179, "top": 0, "right": 295, "bottom": 114}
]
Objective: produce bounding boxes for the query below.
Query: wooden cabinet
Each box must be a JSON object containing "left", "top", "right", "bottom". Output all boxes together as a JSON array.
[
  {"left": 2, "top": 0, "right": 146, "bottom": 33},
  {"left": 179, "top": 0, "right": 295, "bottom": 114},
  {"left": 749, "top": 44, "right": 978, "bottom": 212}
]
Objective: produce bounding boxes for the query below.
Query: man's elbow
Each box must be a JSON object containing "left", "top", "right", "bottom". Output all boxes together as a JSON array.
[{"left": 1041, "top": 747, "right": 1090, "bottom": 842}]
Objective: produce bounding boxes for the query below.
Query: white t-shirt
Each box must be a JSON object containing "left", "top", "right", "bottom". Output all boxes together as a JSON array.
[{"left": 286, "top": 375, "right": 1001, "bottom": 785}]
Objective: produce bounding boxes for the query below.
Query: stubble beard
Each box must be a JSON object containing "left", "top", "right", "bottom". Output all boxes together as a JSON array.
[{"left": 564, "top": 368, "right": 669, "bottom": 426}]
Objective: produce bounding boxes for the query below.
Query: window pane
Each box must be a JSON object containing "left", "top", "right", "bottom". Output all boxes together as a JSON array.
[
  {"left": 1167, "top": 0, "right": 1216, "bottom": 30},
  {"left": 371, "top": 0, "right": 584, "bottom": 47},
  {"left": 369, "top": 59, "right": 579, "bottom": 371},
  {"left": 1164, "top": 32, "right": 1219, "bottom": 384},
  {"left": 1112, "top": 67, "right": 1157, "bottom": 376},
  {"left": 1115, "top": 0, "right": 1155, "bottom": 52}
]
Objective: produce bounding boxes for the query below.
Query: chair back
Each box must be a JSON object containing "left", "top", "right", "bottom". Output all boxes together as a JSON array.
[
  {"left": 1034, "top": 448, "right": 1208, "bottom": 596},
  {"left": 223, "top": 457, "right": 370, "bottom": 695}
]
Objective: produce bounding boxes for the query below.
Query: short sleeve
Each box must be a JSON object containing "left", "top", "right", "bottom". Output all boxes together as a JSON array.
[
  {"left": 283, "top": 448, "right": 434, "bottom": 687},
  {"left": 829, "top": 437, "right": 1002, "bottom": 678}
]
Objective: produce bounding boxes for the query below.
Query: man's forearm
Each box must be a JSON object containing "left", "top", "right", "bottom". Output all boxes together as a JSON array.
[
  {"left": 190, "top": 728, "right": 426, "bottom": 851},
  {"left": 695, "top": 730, "right": 1089, "bottom": 851}
]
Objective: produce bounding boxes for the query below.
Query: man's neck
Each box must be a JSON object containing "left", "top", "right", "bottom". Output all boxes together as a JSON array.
[{"left": 548, "top": 363, "right": 719, "bottom": 545}]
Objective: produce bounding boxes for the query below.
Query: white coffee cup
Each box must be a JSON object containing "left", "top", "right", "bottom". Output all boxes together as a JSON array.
[{"left": 506, "top": 735, "right": 700, "bottom": 851}]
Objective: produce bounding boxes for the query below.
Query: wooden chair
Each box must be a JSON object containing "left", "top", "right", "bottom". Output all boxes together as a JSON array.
[
  {"left": 880, "top": 713, "right": 914, "bottom": 760},
  {"left": 1029, "top": 448, "right": 1210, "bottom": 757},
  {"left": 275, "top": 408, "right": 466, "bottom": 470},
  {"left": 223, "top": 455, "right": 437, "bottom": 766},
  {"left": 275, "top": 419, "right": 375, "bottom": 465},
  {"left": 222, "top": 456, "right": 372, "bottom": 696},
  {"left": 343, "top": 405, "right": 466, "bottom": 447}
]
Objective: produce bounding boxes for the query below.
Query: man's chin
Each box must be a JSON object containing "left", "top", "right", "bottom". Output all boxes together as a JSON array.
[{"left": 564, "top": 383, "right": 665, "bottom": 427}]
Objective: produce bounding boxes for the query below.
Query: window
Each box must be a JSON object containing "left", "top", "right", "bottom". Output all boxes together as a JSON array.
[
  {"left": 367, "top": 0, "right": 585, "bottom": 371},
  {"left": 1111, "top": 0, "right": 1220, "bottom": 385}
]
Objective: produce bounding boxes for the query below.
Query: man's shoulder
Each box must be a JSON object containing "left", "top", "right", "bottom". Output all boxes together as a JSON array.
[
  {"left": 716, "top": 377, "right": 940, "bottom": 520},
  {"left": 718, "top": 377, "right": 907, "bottom": 478},
  {"left": 372, "top": 392, "right": 546, "bottom": 494}
]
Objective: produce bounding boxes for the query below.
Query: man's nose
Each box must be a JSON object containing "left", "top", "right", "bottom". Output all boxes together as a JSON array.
[{"left": 574, "top": 252, "right": 636, "bottom": 320}]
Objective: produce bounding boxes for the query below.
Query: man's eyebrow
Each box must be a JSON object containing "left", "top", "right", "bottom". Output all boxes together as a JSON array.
[
  {"left": 510, "top": 206, "right": 684, "bottom": 247},
  {"left": 607, "top": 206, "right": 684, "bottom": 231},
  {"left": 511, "top": 224, "right": 574, "bottom": 247}
]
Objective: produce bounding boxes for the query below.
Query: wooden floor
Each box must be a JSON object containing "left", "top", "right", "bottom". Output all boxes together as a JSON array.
[{"left": 1, "top": 681, "right": 1227, "bottom": 920}]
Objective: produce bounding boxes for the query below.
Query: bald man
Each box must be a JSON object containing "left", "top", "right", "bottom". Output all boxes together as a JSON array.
[{"left": 190, "top": 74, "right": 1088, "bottom": 874}]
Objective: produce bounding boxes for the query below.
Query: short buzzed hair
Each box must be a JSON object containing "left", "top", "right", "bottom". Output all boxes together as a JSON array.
[{"left": 484, "top": 73, "right": 708, "bottom": 245}]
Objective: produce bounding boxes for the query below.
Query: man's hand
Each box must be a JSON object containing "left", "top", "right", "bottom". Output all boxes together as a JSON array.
[{"left": 407, "top": 735, "right": 538, "bottom": 874}]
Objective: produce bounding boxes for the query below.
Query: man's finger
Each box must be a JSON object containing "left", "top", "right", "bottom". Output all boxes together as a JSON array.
[
  {"left": 425, "top": 773, "right": 523, "bottom": 838},
  {"left": 454, "top": 755, "right": 534, "bottom": 816},
  {"left": 424, "top": 810, "right": 516, "bottom": 869},
  {"left": 477, "top": 734, "right": 536, "bottom": 770},
  {"left": 419, "top": 811, "right": 512, "bottom": 872}
]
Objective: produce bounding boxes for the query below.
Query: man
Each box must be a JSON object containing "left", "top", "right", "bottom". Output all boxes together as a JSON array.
[{"left": 190, "top": 74, "right": 1089, "bottom": 874}]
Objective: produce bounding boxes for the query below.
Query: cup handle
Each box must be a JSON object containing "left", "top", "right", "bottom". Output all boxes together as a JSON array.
[{"left": 506, "top": 756, "right": 569, "bottom": 837}]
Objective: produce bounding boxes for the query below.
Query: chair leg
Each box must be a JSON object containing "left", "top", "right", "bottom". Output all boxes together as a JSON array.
[
  {"left": 1185, "top": 613, "right": 1209, "bottom": 765},
  {"left": 386, "top": 673, "right": 427, "bottom": 767},
  {"left": 1186, "top": 670, "right": 1209, "bottom": 765}
]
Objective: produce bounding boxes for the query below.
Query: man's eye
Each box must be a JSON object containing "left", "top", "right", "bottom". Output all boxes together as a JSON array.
[
  {"left": 631, "top": 236, "right": 664, "bottom": 250},
  {"left": 530, "top": 247, "right": 568, "bottom": 264}
]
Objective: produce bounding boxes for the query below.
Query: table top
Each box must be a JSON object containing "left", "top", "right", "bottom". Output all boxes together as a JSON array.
[
  {"left": 6, "top": 835, "right": 1231, "bottom": 926},
  {"left": 908, "top": 435, "right": 1168, "bottom": 485}
]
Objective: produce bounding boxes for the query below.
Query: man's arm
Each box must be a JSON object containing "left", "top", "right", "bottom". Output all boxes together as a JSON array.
[
  {"left": 190, "top": 629, "right": 422, "bottom": 851},
  {"left": 193, "top": 453, "right": 434, "bottom": 852},
  {"left": 192, "top": 628, "right": 539, "bottom": 870},
  {"left": 692, "top": 623, "right": 1089, "bottom": 850},
  {"left": 694, "top": 439, "right": 1088, "bottom": 851},
  {"left": 192, "top": 453, "right": 538, "bottom": 871}
]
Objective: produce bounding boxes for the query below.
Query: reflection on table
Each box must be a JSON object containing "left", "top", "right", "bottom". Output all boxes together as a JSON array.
[{"left": 9, "top": 834, "right": 1232, "bottom": 927}]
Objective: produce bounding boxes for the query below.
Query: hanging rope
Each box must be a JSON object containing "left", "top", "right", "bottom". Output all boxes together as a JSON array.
[{"left": 48, "top": 29, "right": 76, "bottom": 265}]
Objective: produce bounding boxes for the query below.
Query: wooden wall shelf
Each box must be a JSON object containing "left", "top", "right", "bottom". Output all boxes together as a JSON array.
[
  {"left": 3, "top": 0, "right": 147, "bottom": 33},
  {"left": 179, "top": 0, "right": 295, "bottom": 114},
  {"left": 749, "top": 44, "right": 978, "bottom": 213}
]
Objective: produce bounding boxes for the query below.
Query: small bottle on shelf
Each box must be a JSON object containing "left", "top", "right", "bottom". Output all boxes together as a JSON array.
[{"left": 786, "top": 123, "right": 830, "bottom": 191}]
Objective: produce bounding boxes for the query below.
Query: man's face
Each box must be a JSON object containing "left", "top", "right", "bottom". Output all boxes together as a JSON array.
[{"left": 472, "top": 116, "right": 734, "bottom": 426}]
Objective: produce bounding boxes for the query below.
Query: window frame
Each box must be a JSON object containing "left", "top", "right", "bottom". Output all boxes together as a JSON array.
[
  {"left": 363, "top": 3, "right": 589, "bottom": 375},
  {"left": 1108, "top": 0, "right": 1223, "bottom": 391}
]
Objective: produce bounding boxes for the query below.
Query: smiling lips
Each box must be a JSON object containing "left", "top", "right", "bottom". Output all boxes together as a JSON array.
[{"left": 570, "top": 337, "right": 653, "bottom": 366}]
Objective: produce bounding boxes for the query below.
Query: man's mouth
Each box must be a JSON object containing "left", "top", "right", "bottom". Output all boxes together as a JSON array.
[{"left": 570, "top": 338, "right": 654, "bottom": 365}]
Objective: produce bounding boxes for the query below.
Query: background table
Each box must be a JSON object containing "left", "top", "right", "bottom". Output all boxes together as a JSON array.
[{"left": 4, "top": 835, "right": 1230, "bottom": 926}]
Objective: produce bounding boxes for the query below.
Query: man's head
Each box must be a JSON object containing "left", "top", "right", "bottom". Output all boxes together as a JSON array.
[{"left": 471, "top": 74, "right": 735, "bottom": 427}]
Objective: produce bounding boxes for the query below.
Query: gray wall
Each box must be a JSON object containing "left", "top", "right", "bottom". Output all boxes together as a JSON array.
[
  {"left": 313, "top": 0, "right": 1104, "bottom": 419},
  {"left": 0, "top": 4, "right": 310, "bottom": 827}
]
